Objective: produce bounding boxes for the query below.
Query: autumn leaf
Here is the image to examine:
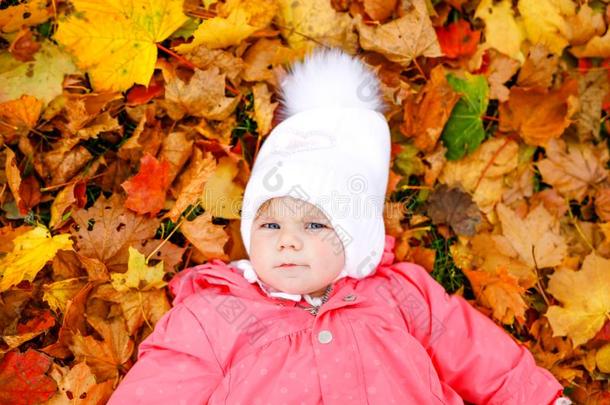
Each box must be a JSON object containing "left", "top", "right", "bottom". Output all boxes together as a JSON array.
[
  {"left": 44, "top": 362, "right": 115, "bottom": 405},
  {"left": 202, "top": 156, "right": 245, "bottom": 219},
  {"left": 111, "top": 247, "right": 167, "bottom": 292},
  {"left": 54, "top": 0, "right": 188, "bottom": 91},
  {"left": 355, "top": 0, "right": 441, "bottom": 65},
  {"left": 496, "top": 202, "right": 567, "bottom": 269},
  {"left": 0, "top": 0, "right": 52, "bottom": 33},
  {"left": 536, "top": 137, "right": 609, "bottom": 201},
  {"left": 0, "top": 349, "right": 57, "bottom": 405},
  {"left": 435, "top": 20, "right": 481, "bottom": 59},
  {"left": 441, "top": 73, "right": 489, "bottom": 160},
  {"left": 121, "top": 153, "right": 171, "bottom": 216},
  {"left": 0, "top": 95, "right": 43, "bottom": 145},
  {"left": 498, "top": 79, "right": 578, "bottom": 146},
  {"left": 0, "top": 226, "right": 73, "bottom": 293},
  {"left": 0, "top": 40, "right": 77, "bottom": 105},
  {"left": 400, "top": 64, "right": 461, "bottom": 152},
  {"left": 175, "top": 0, "right": 278, "bottom": 53},
  {"left": 181, "top": 211, "right": 230, "bottom": 262},
  {"left": 546, "top": 253, "right": 610, "bottom": 347},
  {"left": 517, "top": 0, "right": 575, "bottom": 55},
  {"left": 426, "top": 184, "right": 482, "bottom": 236},
  {"left": 42, "top": 277, "right": 88, "bottom": 315},
  {"left": 474, "top": 0, "right": 525, "bottom": 62}
]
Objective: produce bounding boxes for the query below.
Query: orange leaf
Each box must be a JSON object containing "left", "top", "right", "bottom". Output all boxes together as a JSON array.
[
  {"left": 435, "top": 20, "right": 481, "bottom": 59},
  {"left": 121, "top": 154, "right": 171, "bottom": 216}
]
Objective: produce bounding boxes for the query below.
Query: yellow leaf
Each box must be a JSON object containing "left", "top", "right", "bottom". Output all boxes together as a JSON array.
[
  {"left": 277, "top": 0, "right": 358, "bottom": 54},
  {"left": 517, "top": 0, "right": 575, "bottom": 55},
  {"left": 111, "top": 247, "right": 167, "bottom": 292},
  {"left": 596, "top": 343, "right": 610, "bottom": 373},
  {"left": 54, "top": 0, "right": 188, "bottom": 91},
  {"left": 475, "top": 0, "right": 525, "bottom": 62},
  {"left": 202, "top": 156, "right": 244, "bottom": 219},
  {"left": 546, "top": 253, "right": 610, "bottom": 347},
  {"left": 175, "top": 0, "right": 278, "bottom": 53},
  {"left": 0, "top": 226, "right": 73, "bottom": 292},
  {"left": 42, "top": 277, "right": 87, "bottom": 314},
  {"left": 496, "top": 202, "right": 567, "bottom": 269},
  {"left": 0, "top": 0, "right": 51, "bottom": 33}
]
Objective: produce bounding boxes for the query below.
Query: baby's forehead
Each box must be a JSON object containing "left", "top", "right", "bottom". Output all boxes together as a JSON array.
[{"left": 256, "top": 198, "right": 327, "bottom": 219}]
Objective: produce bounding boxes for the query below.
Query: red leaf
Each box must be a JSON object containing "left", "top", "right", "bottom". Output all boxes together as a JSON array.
[
  {"left": 16, "top": 309, "right": 55, "bottom": 335},
  {"left": 121, "top": 153, "right": 171, "bottom": 216},
  {"left": 0, "top": 349, "right": 57, "bottom": 405},
  {"left": 435, "top": 20, "right": 481, "bottom": 59},
  {"left": 126, "top": 81, "right": 164, "bottom": 106}
]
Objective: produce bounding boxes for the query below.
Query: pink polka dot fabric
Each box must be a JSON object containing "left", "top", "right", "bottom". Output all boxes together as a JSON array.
[{"left": 107, "top": 235, "right": 564, "bottom": 405}]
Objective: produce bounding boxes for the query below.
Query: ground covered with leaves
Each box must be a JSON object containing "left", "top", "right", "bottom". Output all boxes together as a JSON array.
[{"left": 1, "top": 0, "right": 610, "bottom": 403}]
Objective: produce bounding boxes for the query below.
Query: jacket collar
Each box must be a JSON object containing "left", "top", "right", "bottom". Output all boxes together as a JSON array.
[{"left": 168, "top": 234, "right": 396, "bottom": 308}]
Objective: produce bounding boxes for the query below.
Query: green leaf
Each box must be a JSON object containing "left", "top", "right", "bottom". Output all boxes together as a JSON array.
[
  {"left": 440, "top": 73, "right": 489, "bottom": 160},
  {"left": 393, "top": 143, "right": 424, "bottom": 178}
]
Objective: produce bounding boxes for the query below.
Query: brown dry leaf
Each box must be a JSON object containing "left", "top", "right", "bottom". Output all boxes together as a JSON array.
[
  {"left": 242, "top": 38, "right": 296, "bottom": 84},
  {"left": 517, "top": 43, "right": 558, "bottom": 89},
  {"left": 181, "top": 211, "right": 230, "bottom": 262},
  {"left": 498, "top": 79, "right": 578, "bottom": 146},
  {"left": 496, "top": 202, "right": 567, "bottom": 269},
  {"left": 4, "top": 148, "right": 24, "bottom": 215},
  {"left": 187, "top": 46, "right": 245, "bottom": 85},
  {"left": 574, "top": 69, "right": 609, "bottom": 142},
  {"left": 158, "top": 131, "right": 194, "bottom": 185},
  {"left": 162, "top": 67, "right": 241, "bottom": 121},
  {"left": 252, "top": 82, "right": 278, "bottom": 137},
  {"left": 439, "top": 137, "right": 519, "bottom": 218},
  {"left": 485, "top": 51, "right": 520, "bottom": 102},
  {"left": 546, "top": 253, "right": 610, "bottom": 347},
  {"left": 40, "top": 140, "right": 93, "bottom": 186},
  {"left": 0, "top": 95, "right": 43, "bottom": 146},
  {"left": 361, "top": 0, "right": 398, "bottom": 22},
  {"left": 166, "top": 148, "right": 217, "bottom": 221},
  {"left": 570, "top": 20, "right": 610, "bottom": 58},
  {"left": 399, "top": 65, "right": 460, "bottom": 151},
  {"left": 69, "top": 315, "right": 134, "bottom": 381},
  {"left": 355, "top": 0, "right": 441, "bottom": 66},
  {"left": 45, "top": 362, "right": 115, "bottom": 405},
  {"left": 426, "top": 184, "right": 482, "bottom": 236},
  {"left": 71, "top": 194, "right": 159, "bottom": 271},
  {"left": 595, "top": 188, "right": 610, "bottom": 222},
  {"left": 536, "top": 137, "right": 609, "bottom": 201}
]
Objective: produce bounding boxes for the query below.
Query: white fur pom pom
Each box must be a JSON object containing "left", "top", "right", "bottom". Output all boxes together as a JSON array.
[{"left": 276, "top": 47, "right": 386, "bottom": 120}]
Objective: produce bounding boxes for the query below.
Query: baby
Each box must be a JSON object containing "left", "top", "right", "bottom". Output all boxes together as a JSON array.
[{"left": 107, "top": 48, "right": 571, "bottom": 404}]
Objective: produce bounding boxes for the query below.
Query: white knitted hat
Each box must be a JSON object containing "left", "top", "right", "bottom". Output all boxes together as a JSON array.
[{"left": 239, "top": 47, "right": 391, "bottom": 284}]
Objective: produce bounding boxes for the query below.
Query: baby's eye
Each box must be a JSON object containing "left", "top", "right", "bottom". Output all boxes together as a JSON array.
[
  {"left": 261, "top": 223, "right": 280, "bottom": 229},
  {"left": 307, "top": 222, "right": 327, "bottom": 230}
]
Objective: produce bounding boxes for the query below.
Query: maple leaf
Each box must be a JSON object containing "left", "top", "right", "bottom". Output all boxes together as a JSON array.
[
  {"left": 435, "top": 20, "right": 481, "bottom": 59},
  {"left": 277, "top": 0, "right": 358, "bottom": 53},
  {"left": 181, "top": 211, "right": 230, "bottom": 263},
  {"left": 474, "top": 0, "right": 525, "bottom": 62},
  {"left": 439, "top": 137, "right": 519, "bottom": 217},
  {"left": 202, "top": 156, "right": 245, "bottom": 219},
  {"left": 0, "top": 226, "right": 73, "bottom": 293},
  {"left": 536, "top": 137, "right": 609, "bottom": 201},
  {"left": 44, "top": 362, "right": 115, "bottom": 404},
  {"left": 42, "top": 277, "right": 87, "bottom": 315},
  {"left": 69, "top": 315, "right": 134, "bottom": 381},
  {"left": 0, "top": 40, "right": 77, "bottom": 105},
  {"left": 0, "top": 95, "right": 43, "bottom": 145},
  {"left": 0, "top": 349, "right": 57, "bottom": 404},
  {"left": 546, "top": 253, "right": 610, "bottom": 347},
  {"left": 516, "top": 43, "right": 558, "bottom": 89},
  {"left": 400, "top": 65, "right": 461, "bottom": 152},
  {"left": 175, "top": 0, "right": 278, "bottom": 53},
  {"left": 161, "top": 67, "right": 241, "bottom": 121},
  {"left": 0, "top": 0, "right": 52, "bottom": 33},
  {"left": 517, "top": 0, "right": 575, "bottom": 56},
  {"left": 111, "top": 247, "right": 167, "bottom": 292},
  {"left": 426, "top": 184, "right": 482, "bottom": 236},
  {"left": 355, "top": 0, "right": 441, "bottom": 66},
  {"left": 498, "top": 79, "right": 578, "bottom": 146},
  {"left": 496, "top": 202, "right": 567, "bottom": 269},
  {"left": 54, "top": 0, "right": 188, "bottom": 91},
  {"left": 462, "top": 266, "right": 527, "bottom": 324},
  {"left": 252, "top": 82, "right": 278, "bottom": 137},
  {"left": 441, "top": 73, "right": 489, "bottom": 160},
  {"left": 71, "top": 194, "right": 159, "bottom": 271},
  {"left": 121, "top": 153, "right": 171, "bottom": 216}
]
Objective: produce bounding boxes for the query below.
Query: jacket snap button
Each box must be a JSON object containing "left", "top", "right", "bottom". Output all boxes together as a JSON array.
[
  {"left": 343, "top": 294, "right": 356, "bottom": 302},
  {"left": 318, "top": 330, "right": 333, "bottom": 344}
]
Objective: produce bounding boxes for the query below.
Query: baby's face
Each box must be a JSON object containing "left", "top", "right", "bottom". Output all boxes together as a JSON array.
[{"left": 249, "top": 196, "right": 345, "bottom": 297}]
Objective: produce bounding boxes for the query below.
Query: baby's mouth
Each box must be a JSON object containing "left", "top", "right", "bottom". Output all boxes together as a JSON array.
[{"left": 277, "top": 264, "right": 308, "bottom": 269}]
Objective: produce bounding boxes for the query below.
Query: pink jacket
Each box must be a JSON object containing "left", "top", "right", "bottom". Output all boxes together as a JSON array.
[{"left": 107, "top": 235, "right": 565, "bottom": 404}]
